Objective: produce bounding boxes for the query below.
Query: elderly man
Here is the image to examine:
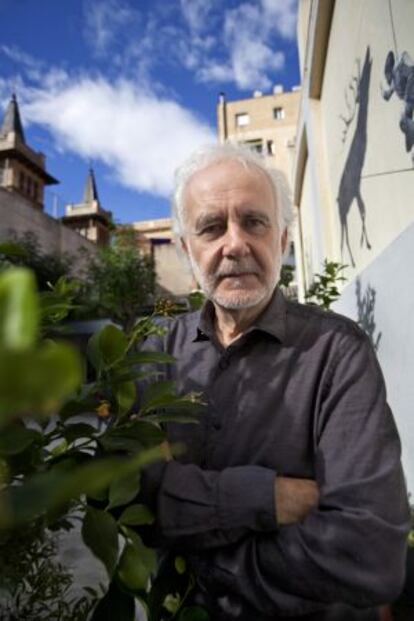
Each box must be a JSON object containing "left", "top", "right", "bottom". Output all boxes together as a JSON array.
[{"left": 143, "top": 143, "right": 409, "bottom": 620}]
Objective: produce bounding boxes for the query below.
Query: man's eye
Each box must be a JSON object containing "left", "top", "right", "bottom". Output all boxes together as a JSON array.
[
  {"left": 199, "top": 223, "right": 224, "bottom": 236},
  {"left": 245, "top": 217, "right": 266, "bottom": 230}
]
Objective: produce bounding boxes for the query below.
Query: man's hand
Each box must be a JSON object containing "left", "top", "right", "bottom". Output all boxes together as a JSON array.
[{"left": 275, "top": 476, "right": 319, "bottom": 525}]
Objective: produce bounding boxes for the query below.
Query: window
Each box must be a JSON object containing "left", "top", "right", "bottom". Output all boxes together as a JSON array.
[
  {"left": 273, "top": 107, "right": 285, "bottom": 120},
  {"left": 235, "top": 112, "right": 250, "bottom": 127},
  {"left": 244, "top": 139, "right": 263, "bottom": 154},
  {"left": 0, "top": 162, "right": 5, "bottom": 185},
  {"left": 267, "top": 140, "right": 276, "bottom": 156},
  {"left": 19, "top": 171, "right": 25, "bottom": 190}
]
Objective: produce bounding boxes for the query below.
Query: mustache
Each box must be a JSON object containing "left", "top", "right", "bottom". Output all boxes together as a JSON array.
[{"left": 214, "top": 260, "right": 260, "bottom": 278}]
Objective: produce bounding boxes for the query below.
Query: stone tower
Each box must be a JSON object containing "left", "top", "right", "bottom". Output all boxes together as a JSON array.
[
  {"left": 0, "top": 93, "right": 58, "bottom": 209},
  {"left": 62, "top": 167, "right": 112, "bottom": 246}
]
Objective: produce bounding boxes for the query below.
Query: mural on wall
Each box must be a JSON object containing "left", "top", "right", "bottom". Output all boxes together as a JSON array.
[
  {"left": 339, "top": 63, "right": 360, "bottom": 144},
  {"left": 355, "top": 278, "right": 382, "bottom": 353},
  {"left": 337, "top": 46, "right": 372, "bottom": 268},
  {"left": 381, "top": 50, "right": 414, "bottom": 161}
]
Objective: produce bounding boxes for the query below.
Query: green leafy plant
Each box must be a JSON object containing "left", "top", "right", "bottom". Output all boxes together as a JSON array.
[
  {"left": 305, "top": 260, "right": 347, "bottom": 310},
  {"left": 0, "top": 231, "right": 72, "bottom": 291},
  {"left": 79, "top": 227, "right": 156, "bottom": 331},
  {"left": 0, "top": 262, "right": 207, "bottom": 620}
]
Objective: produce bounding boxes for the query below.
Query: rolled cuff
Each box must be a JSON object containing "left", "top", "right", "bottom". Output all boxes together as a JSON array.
[{"left": 158, "top": 462, "right": 277, "bottom": 536}]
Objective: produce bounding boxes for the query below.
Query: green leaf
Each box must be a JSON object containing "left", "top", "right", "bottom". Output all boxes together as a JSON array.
[
  {"left": 50, "top": 438, "right": 69, "bottom": 456},
  {"left": 62, "top": 422, "right": 97, "bottom": 442},
  {"left": 118, "top": 504, "right": 154, "bottom": 526},
  {"left": 119, "top": 351, "right": 176, "bottom": 367},
  {"left": 107, "top": 473, "right": 141, "bottom": 510},
  {"left": 116, "top": 536, "right": 156, "bottom": 592},
  {"left": 140, "top": 382, "right": 204, "bottom": 416},
  {"left": 82, "top": 506, "right": 119, "bottom": 578},
  {"left": 142, "top": 380, "right": 175, "bottom": 407},
  {"left": 145, "top": 412, "right": 200, "bottom": 425},
  {"left": 178, "top": 606, "right": 210, "bottom": 621},
  {"left": 113, "top": 380, "right": 136, "bottom": 417},
  {"left": 0, "top": 241, "right": 28, "bottom": 257},
  {"left": 3, "top": 445, "right": 164, "bottom": 528},
  {"left": 0, "top": 425, "right": 42, "bottom": 456},
  {"left": 90, "top": 579, "right": 135, "bottom": 621},
  {"left": 163, "top": 593, "right": 181, "bottom": 614},
  {"left": 59, "top": 396, "right": 99, "bottom": 421},
  {"left": 0, "top": 341, "right": 82, "bottom": 423},
  {"left": 87, "top": 324, "right": 128, "bottom": 373},
  {"left": 101, "top": 420, "right": 165, "bottom": 453},
  {"left": 174, "top": 556, "right": 186, "bottom": 575},
  {"left": 0, "top": 268, "right": 39, "bottom": 350}
]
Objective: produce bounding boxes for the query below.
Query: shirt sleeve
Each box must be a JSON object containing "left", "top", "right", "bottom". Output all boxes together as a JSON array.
[{"left": 185, "top": 332, "right": 410, "bottom": 615}]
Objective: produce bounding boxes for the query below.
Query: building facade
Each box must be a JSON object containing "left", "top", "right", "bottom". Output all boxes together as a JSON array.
[
  {"left": 130, "top": 218, "right": 195, "bottom": 297},
  {"left": 293, "top": 0, "right": 414, "bottom": 491},
  {"left": 217, "top": 87, "right": 300, "bottom": 178}
]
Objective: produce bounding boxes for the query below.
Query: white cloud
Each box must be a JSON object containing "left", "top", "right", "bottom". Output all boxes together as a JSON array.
[
  {"left": 180, "top": 0, "right": 216, "bottom": 33},
  {"left": 260, "top": 0, "right": 298, "bottom": 40},
  {"left": 180, "top": 0, "right": 297, "bottom": 91},
  {"left": 83, "top": 0, "right": 140, "bottom": 57},
  {"left": 195, "top": 2, "right": 291, "bottom": 90},
  {"left": 82, "top": 0, "right": 298, "bottom": 93},
  {"left": 21, "top": 74, "right": 214, "bottom": 197},
  {"left": 1, "top": 45, "right": 44, "bottom": 82}
]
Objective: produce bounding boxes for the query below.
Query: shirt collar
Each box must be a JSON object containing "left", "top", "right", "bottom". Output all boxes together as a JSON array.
[{"left": 193, "top": 287, "right": 287, "bottom": 344}]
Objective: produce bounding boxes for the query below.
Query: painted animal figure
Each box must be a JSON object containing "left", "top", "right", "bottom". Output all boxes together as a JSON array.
[
  {"left": 337, "top": 46, "right": 372, "bottom": 267},
  {"left": 382, "top": 50, "right": 414, "bottom": 156}
]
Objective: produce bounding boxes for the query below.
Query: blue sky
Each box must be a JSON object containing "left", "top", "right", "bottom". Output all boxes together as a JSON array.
[{"left": 0, "top": 0, "right": 300, "bottom": 224}]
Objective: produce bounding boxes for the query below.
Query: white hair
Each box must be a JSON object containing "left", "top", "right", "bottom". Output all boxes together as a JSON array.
[{"left": 172, "top": 142, "right": 295, "bottom": 238}]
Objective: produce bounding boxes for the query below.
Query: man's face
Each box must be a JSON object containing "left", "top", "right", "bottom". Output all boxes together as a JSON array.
[{"left": 181, "top": 159, "right": 287, "bottom": 311}]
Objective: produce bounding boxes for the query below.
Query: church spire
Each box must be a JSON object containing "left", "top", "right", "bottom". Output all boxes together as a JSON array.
[
  {"left": 83, "top": 167, "right": 100, "bottom": 204},
  {"left": 0, "top": 93, "right": 26, "bottom": 143}
]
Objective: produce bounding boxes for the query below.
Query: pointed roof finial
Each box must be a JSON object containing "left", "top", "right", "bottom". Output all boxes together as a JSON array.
[
  {"left": 83, "top": 166, "right": 100, "bottom": 204},
  {"left": 0, "top": 93, "right": 26, "bottom": 143}
]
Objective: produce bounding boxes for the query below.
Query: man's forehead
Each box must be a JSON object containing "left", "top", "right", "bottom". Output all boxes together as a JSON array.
[
  {"left": 188, "top": 158, "right": 267, "bottom": 187},
  {"left": 184, "top": 159, "right": 274, "bottom": 205}
]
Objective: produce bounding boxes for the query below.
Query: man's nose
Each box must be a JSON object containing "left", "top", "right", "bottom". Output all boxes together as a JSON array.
[{"left": 222, "top": 222, "right": 249, "bottom": 257}]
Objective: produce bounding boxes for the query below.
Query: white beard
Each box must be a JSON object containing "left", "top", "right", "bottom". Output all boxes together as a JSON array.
[{"left": 187, "top": 250, "right": 281, "bottom": 310}]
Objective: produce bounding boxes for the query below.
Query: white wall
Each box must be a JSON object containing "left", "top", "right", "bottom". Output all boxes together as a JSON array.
[
  {"left": 296, "top": 0, "right": 414, "bottom": 490},
  {"left": 334, "top": 222, "right": 414, "bottom": 494}
]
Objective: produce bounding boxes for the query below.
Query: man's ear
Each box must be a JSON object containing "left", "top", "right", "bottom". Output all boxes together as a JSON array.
[{"left": 281, "top": 228, "right": 288, "bottom": 254}]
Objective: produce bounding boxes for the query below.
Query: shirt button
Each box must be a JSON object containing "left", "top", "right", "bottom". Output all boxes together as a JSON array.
[{"left": 219, "top": 358, "right": 230, "bottom": 370}]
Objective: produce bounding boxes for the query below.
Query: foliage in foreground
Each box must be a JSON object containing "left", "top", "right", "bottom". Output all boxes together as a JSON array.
[{"left": 0, "top": 258, "right": 206, "bottom": 620}]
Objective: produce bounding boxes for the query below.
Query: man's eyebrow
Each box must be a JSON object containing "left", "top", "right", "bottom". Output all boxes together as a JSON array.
[
  {"left": 194, "top": 212, "right": 224, "bottom": 230},
  {"left": 240, "top": 209, "right": 272, "bottom": 224}
]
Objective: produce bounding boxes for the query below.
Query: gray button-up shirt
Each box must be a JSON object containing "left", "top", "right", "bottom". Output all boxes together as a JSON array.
[{"left": 143, "top": 288, "right": 409, "bottom": 620}]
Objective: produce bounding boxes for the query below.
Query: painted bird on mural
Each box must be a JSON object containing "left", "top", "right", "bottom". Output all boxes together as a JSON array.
[{"left": 337, "top": 46, "right": 372, "bottom": 268}]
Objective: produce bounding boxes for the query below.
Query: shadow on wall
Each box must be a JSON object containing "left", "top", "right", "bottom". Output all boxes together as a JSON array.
[
  {"left": 337, "top": 46, "right": 372, "bottom": 268},
  {"left": 355, "top": 277, "right": 382, "bottom": 352}
]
